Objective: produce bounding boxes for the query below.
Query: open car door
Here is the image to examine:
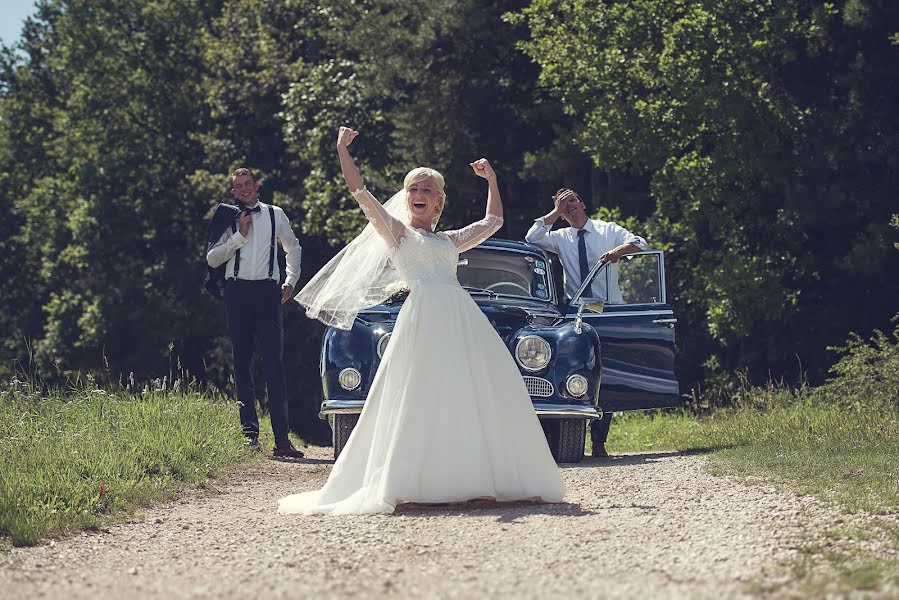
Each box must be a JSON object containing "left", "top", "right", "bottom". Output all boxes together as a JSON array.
[{"left": 567, "top": 250, "right": 680, "bottom": 412}]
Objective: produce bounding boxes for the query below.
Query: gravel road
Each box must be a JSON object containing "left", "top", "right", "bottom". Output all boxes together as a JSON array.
[{"left": 1, "top": 446, "right": 893, "bottom": 598}]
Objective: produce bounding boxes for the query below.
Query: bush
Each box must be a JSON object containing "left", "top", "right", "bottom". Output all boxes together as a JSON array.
[{"left": 820, "top": 316, "right": 899, "bottom": 411}]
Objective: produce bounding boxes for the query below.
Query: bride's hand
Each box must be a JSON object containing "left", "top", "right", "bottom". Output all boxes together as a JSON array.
[
  {"left": 337, "top": 126, "right": 359, "bottom": 151},
  {"left": 469, "top": 158, "right": 496, "bottom": 181}
]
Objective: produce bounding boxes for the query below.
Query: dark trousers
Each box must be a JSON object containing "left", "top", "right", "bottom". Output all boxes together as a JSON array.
[
  {"left": 224, "top": 279, "right": 290, "bottom": 447},
  {"left": 591, "top": 412, "right": 613, "bottom": 445}
]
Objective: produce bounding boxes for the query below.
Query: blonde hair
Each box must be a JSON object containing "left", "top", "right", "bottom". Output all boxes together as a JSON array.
[{"left": 404, "top": 167, "right": 446, "bottom": 222}]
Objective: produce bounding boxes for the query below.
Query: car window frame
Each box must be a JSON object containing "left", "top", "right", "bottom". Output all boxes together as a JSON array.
[
  {"left": 458, "top": 245, "right": 558, "bottom": 305},
  {"left": 570, "top": 250, "right": 667, "bottom": 308}
]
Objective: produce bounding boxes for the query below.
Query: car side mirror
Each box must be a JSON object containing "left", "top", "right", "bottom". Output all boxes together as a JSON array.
[
  {"left": 573, "top": 298, "right": 604, "bottom": 334},
  {"left": 579, "top": 299, "right": 605, "bottom": 314}
]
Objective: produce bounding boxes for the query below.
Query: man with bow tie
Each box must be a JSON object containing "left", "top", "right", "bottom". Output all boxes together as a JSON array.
[
  {"left": 206, "top": 167, "right": 304, "bottom": 458},
  {"left": 525, "top": 188, "right": 648, "bottom": 458}
]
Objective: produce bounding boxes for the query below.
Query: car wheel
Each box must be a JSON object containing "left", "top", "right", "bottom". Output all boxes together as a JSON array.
[
  {"left": 332, "top": 413, "right": 359, "bottom": 460},
  {"left": 540, "top": 418, "right": 586, "bottom": 463}
]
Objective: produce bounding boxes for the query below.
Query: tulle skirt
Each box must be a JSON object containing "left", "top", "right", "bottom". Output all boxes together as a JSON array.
[{"left": 278, "top": 281, "right": 565, "bottom": 515}]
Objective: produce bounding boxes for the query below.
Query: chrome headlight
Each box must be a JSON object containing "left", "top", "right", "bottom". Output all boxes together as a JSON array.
[
  {"left": 377, "top": 332, "right": 392, "bottom": 359},
  {"left": 515, "top": 336, "right": 551, "bottom": 372},
  {"left": 338, "top": 368, "right": 362, "bottom": 391},
  {"left": 566, "top": 374, "right": 588, "bottom": 397}
]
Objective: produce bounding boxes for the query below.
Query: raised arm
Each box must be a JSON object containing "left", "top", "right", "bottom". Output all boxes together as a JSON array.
[
  {"left": 337, "top": 126, "right": 406, "bottom": 249},
  {"left": 524, "top": 194, "right": 566, "bottom": 253},
  {"left": 444, "top": 158, "right": 505, "bottom": 253}
]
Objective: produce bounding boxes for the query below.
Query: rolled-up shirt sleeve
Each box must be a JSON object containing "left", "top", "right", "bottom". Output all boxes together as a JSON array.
[
  {"left": 524, "top": 217, "right": 561, "bottom": 253},
  {"left": 609, "top": 222, "right": 648, "bottom": 251},
  {"left": 206, "top": 230, "right": 247, "bottom": 268}
]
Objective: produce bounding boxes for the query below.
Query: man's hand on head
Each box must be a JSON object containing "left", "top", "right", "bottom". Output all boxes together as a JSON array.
[{"left": 552, "top": 193, "right": 566, "bottom": 217}]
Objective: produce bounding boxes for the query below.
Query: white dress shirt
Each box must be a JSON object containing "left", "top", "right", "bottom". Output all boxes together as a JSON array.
[
  {"left": 525, "top": 217, "right": 648, "bottom": 302},
  {"left": 206, "top": 201, "right": 302, "bottom": 287}
]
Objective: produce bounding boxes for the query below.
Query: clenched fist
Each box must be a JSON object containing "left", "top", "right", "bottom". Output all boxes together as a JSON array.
[
  {"left": 337, "top": 126, "right": 359, "bottom": 150},
  {"left": 469, "top": 158, "right": 496, "bottom": 181}
]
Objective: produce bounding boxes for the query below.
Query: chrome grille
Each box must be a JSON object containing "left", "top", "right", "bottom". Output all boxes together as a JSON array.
[{"left": 523, "top": 376, "right": 554, "bottom": 397}]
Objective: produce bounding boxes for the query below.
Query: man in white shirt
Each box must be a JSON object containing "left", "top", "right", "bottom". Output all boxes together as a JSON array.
[
  {"left": 525, "top": 188, "right": 648, "bottom": 457},
  {"left": 207, "top": 167, "right": 304, "bottom": 459}
]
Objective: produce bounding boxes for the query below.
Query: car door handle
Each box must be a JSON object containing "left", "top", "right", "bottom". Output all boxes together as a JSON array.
[{"left": 652, "top": 318, "right": 678, "bottom": 325}]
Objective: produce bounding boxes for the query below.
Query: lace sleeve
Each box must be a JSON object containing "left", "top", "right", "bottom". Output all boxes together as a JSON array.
[
  {"left": 352, "top": 187, "right": 406, "bottom": 250},
  {"left": 444, "top": 213, "right": 504, "bottom": 253}
]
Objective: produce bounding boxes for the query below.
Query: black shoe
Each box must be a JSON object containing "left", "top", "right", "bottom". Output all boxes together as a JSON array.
[
  {"left": 272, "top": 443, "right": 304, "bottom": 459},
  {"left": 591, "top": 442, "right": 609, "bottom": 458},
  {"left": 245, "top": 436, "right": 259, "bottom": 449}
]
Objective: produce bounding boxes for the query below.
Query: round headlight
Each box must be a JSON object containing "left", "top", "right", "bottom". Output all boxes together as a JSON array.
[
  {"left": 377, "top": 332, "right": 392, "bottom": 359},
  {"left": 338, "top": 367, "right": 362, "bottom": 391},
  {"left": 566, "top": 374, "right": 588, "bottom": 397},
  {"left": 515, "top": 336, "right": 551, "bottom": 372}
]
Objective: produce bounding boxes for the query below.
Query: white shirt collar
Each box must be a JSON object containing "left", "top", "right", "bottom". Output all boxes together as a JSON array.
[{"left": 574, "top": 219, "right": 597, "bottom": 235}]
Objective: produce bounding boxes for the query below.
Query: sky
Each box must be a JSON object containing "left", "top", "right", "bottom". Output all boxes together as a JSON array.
[{"left": 0, "top": 0, "right": 38, "bottom": 48}]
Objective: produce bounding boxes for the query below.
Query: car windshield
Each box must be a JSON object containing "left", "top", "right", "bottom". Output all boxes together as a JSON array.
[{"left": 457, "top": 247, "right": 552, "bottom": 301}]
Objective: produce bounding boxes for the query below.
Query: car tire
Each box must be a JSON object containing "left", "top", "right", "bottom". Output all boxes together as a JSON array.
[
  {"left": 332, "top": 413, "right": 359, "bottom": 460},
  {"left": 540, "top": 418, "right": 586, "bottom": 463}
]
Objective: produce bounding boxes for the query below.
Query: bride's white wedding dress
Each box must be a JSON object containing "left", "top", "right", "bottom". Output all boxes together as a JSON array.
[{"left": 279, "top": 189, "right": 565, "bottom": 515}]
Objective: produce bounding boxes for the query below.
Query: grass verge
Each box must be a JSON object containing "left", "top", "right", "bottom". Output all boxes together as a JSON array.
[
  {"left": 610, "top": 403, "right": 899, "bottom": 514},
  {"left": 0, "top": 379, "right": 298, "bottom": 547},
  {"left": 607, "top": 402, "right": 899, "bottom": 596}
]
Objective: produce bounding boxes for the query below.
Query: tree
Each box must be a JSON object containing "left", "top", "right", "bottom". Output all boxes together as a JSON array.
[
  {"left": 516, "top": 0, "right": 899, "bottom": 388},
  {"left": 1, "top": 0, "right": 221, "bottom": 378},
  {"left": 282, "top": 0, "right": 590, "bottom": 244}
]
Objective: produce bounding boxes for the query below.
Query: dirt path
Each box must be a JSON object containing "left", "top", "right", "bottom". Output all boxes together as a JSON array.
[{"left": 0, "top": 447, "right": 887, "bottom": 598}]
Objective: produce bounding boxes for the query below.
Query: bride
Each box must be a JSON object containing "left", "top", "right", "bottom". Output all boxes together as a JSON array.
[{"left": 278, "top": 126, "right": 565, "bottom": 515}]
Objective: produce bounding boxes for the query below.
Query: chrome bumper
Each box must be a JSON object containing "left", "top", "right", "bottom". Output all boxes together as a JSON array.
[
  {"left": 532, "top": 402, "right": 600, "bottom": 419},
  {"left": 320, "top": 399, "right": 599, "bottom": 420},
  {"left": 319, "top": 399, "right": 366, "bottom": 419}
]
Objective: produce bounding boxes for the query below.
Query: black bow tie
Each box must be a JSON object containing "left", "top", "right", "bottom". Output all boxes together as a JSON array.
[{"left": 238, "top": 204, "right": 261, "bottom": 214}]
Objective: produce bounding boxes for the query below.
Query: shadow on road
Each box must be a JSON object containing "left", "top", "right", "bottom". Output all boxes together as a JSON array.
[
  {"left": 271, "top": 456, "right": 334, "bottom": 465},
  {"left": 394, "top": 500, "right": 597, "bottom": 520},
  {"left": 559, "top": 445, "right": 736, "bottom": 469}
]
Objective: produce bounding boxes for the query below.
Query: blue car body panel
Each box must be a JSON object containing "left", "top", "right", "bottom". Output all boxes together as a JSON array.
[{"left": 319, "top": 240, "right": 679, "bottom": 418}]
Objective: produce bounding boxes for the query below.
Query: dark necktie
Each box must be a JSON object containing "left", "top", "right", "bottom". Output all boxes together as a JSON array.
[
  {"left": 577, "top": 229, "right": 592, "bottom": 297},
  {"left": 239, "top": 204, "right": 262, "bottom": 215}
]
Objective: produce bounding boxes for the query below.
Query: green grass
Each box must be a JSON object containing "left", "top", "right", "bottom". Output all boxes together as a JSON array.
[
  {"left": 609, "top": 403, "right": 899, "bottom": 514},
  {"left": 607, "top": 401, "right": 899, "bottom": 596},
  {"left": 0, "top": 378, "right": 296, "bottom": 547}
]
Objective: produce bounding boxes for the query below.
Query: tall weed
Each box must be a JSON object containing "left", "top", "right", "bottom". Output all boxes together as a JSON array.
[{"left": 0, "top": 377, "right": 249, "bottom": 546}]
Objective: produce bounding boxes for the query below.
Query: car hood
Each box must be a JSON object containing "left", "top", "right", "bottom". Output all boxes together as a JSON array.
[{"left": 359, "top": 295, "right": 563, "bottom": 343}]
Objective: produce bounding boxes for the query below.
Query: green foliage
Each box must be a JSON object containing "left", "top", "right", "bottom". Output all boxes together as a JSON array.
[
  {"left": 821, "top": 316, "right": 899, "bottom": 411},
  {"left": 516, "top": 0, "right": 899, "bottom": 387},
  {"left": 0, "top": 377, "right": 251, "bottom": 546},
  {"left": 1, "top": 0, "right": 220, "bottom": 378},
  {"left": 1, "top": 0, "right": 897, "bottom": 427},
  {"left": 281, "top": 0, "right": 585, "bottom": 243},
  {"left": 612, "top": 317, "right": 899, "bottom": 515}
]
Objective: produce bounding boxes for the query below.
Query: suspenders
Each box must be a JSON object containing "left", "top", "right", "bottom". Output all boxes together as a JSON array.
[
  {"left": 231, "top": 205, "right": 277, "bottom": 280},
  {"left": 268, "top": 205, "right": 276, "bottom": 278}
]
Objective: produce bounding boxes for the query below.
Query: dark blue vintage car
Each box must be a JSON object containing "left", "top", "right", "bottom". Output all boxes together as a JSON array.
[{"left": 318, "top": 239, "right": 679, "bottom": 463}]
